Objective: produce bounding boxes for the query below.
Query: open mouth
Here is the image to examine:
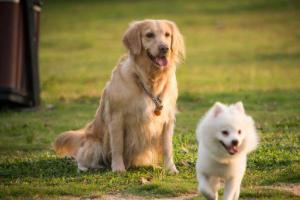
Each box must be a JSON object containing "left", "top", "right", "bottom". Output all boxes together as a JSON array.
[
  {"left": 147, "top": 51, "right": 168, "bottom": 67},
  {"left": 219, "top": 141, "right": 239, "bottom": 155}
]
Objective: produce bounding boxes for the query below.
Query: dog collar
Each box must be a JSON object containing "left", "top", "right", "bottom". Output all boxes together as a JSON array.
[{"left": 134, "top": 74, "right": 163, "bottom": 116}]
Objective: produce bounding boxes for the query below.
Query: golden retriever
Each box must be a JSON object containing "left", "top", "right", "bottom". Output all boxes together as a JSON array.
[{"left": 54, "top": 19, "right": 185, "bottom": 173}]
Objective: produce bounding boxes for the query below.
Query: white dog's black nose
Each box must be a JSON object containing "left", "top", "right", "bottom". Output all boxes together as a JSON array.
[
  {"left": 159, "top": 45, "right": 169, "bottom": 55},
  {"left": 232, "top": 140, "right": 238, "bottom": 146}
]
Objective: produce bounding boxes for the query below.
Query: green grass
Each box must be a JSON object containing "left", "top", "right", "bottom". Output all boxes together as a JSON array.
[{"left": 1, "top": 0, "right": 300, "bottom": 199}]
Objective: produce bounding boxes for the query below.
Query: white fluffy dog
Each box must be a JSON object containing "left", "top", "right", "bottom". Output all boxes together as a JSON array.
[{"left": 196, "top": 102, "right": 259, "bottom": 200}]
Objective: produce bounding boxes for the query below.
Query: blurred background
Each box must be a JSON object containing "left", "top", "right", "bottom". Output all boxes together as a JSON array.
[
  {"left": 0, "top": 0, "right": 299, "bottom": 199},
  {"left": 40, "top": 0, "right": 300, "bottom": 100}
]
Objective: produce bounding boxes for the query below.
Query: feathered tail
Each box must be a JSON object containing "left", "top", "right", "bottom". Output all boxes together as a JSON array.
[{"left": 53, "top": 130, "right": 85, "bottom": 157}]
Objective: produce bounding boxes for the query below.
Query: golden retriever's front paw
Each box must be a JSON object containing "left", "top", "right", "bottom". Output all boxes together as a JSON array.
[
  {"left": 168, "top": 166, "right": 179, "bottom": 174},
  {"left": 165, "top": 163, "right": 179, "bottom": 174},
  {"left": 111, "top": 161, "right": 126, "bottom": 172}
]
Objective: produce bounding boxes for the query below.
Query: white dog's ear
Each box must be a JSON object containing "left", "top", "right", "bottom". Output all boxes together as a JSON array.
[
  {"left": 213, "top": 102, "right": 225, "bottom": 117},
  {"left": 123, "top": 21, "right": 142, "bottom": 55},
  {"left": 165, "top": 20, "right": 186, "bottom": 64},
  {"left": 234, "top": 101, "right": 245, "bottom": 113}
]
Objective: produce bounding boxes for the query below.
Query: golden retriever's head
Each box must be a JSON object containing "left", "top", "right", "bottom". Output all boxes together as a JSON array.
[{"left": 123, "top": 19, "right": 185, "bottom": 69}]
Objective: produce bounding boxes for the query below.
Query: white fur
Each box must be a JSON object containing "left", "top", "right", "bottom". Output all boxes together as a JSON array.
[{"left": 196, "top": 102, "right": 259, "bottom": 200}]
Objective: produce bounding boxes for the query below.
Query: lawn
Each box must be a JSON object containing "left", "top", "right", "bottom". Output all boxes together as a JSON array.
[{"left": 1, "top": 0, "right": 300, "bottom": 199}]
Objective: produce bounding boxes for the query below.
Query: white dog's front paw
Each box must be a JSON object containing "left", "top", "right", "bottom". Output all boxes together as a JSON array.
[
  {"left": 111, "top": 160, "right": 126, "bottom": 172},
  {"left": 198, "top": 184, "right": 217, "bottom": 200}
]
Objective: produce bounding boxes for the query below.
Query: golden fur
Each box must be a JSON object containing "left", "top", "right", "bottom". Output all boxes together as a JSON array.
[{"left": 53, "top": 19, "right": 185, "bottom": 172}]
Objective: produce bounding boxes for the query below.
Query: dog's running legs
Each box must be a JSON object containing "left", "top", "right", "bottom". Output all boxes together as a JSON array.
[
  {"left": 223, "top": 178, "right": 241, "bottom": 200},
  {"left": 233, "top": 184, "right": 241, "bottom": 200},
  {"left": 163, "top": 121, "right": 178, "bottom": 174},
  {"left": 209, "top": 177, "right": 219, "bottom": 200},
  {"left": 198, "top": 173, "right": 218, "bottom": 200},
  {"left": 109, "top": 112, "right": 126, "bottom": 172}
]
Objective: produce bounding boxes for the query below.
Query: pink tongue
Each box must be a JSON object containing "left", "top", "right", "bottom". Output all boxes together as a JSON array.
[
  {"left": 228, "top": 146, "right": 238, "bottom": 154},
  {"left": 155, "top": 57, "right": 168, "bottom": 66}
]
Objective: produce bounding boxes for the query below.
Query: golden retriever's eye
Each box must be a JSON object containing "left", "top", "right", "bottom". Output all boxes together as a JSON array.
[
  {"left": 146, "top": 32, "right": 155, "bottom": 38},
  {"left": 165, "top": 32, "right": 170, "bottom": 37}
]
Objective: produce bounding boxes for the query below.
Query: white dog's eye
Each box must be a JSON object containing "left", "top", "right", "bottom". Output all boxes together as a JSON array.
[
  {"left": 238, "top": 129, "right": 242, "bottom": 134},
  {"left": 165, "top": 32, "right": 170, "bottom": 37},
  {"left": 222, "top": 130, "right": 229, "bottom": 136},
  {"left": 146, "top": 32, "right": 155, "bottom": 38}
]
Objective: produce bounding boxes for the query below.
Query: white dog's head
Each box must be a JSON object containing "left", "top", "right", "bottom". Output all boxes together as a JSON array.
[{"left": 197, "top": 102, "right": 258, "bottom": 158}]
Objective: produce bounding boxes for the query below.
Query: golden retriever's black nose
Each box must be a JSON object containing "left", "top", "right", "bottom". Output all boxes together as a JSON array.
[
  {"left": 159, "top": 45, "right": 169, "bottom": 55},
  {"left": 232, "top": 140, "right": 238, "bottom": 146}
]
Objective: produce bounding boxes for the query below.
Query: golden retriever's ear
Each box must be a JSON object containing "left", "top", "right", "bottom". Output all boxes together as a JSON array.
[
  {"left": 166, "top": 21, "right": 186, "bottom": 64},
  {"left": 122, "top": 21, "right": 142, "bottom": 55}
]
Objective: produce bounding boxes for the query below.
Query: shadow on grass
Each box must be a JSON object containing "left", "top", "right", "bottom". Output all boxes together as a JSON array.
[
  {"left": 0, "top": 157, "right": 78, "bottom": 179},
  {"left": 260, "top": 161, "right": 300, "bottom": 185},
  {"left": 276, "top": 171, "right": 300, "bottom": 184},
  {"left": 0, "top": 156, "right": 164, "bottom": 179},
  {"left": 0, "top": 157, "right": 115, "bottom": 179}
]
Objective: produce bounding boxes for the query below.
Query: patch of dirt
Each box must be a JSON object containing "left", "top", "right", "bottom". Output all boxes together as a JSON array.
[
  {"left": 98, "top": 193, "right": 198, "bottom": 200},
  {"left": 272, "top": 183, "right": 300, "bottom": 196},
  {"left": 258, "top": 183, "right": 300, "bottom": 196},
  {"left": 37, "top": 183, "right": 300, "bottom": 200},
  {"left": 40, "top": 193, "right": 198, "bottom": 200}
]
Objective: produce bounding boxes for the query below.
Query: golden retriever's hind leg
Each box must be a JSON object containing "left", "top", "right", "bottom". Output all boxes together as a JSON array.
[
  {"left": 76, "top": 138, "right": 103, "bottom": 172},
  {"left": 77, "top": 163, "right": 88, "bottom": 172}
]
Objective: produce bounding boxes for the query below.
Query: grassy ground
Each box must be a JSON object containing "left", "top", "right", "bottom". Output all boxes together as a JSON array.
[{"left": 1, "top": 0, "right": 300, "bottom": 199}]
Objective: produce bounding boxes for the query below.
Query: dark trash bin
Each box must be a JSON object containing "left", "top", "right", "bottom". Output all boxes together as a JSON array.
[{"left": 0, "top": 0, "right": 41, "bottom": 107}]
